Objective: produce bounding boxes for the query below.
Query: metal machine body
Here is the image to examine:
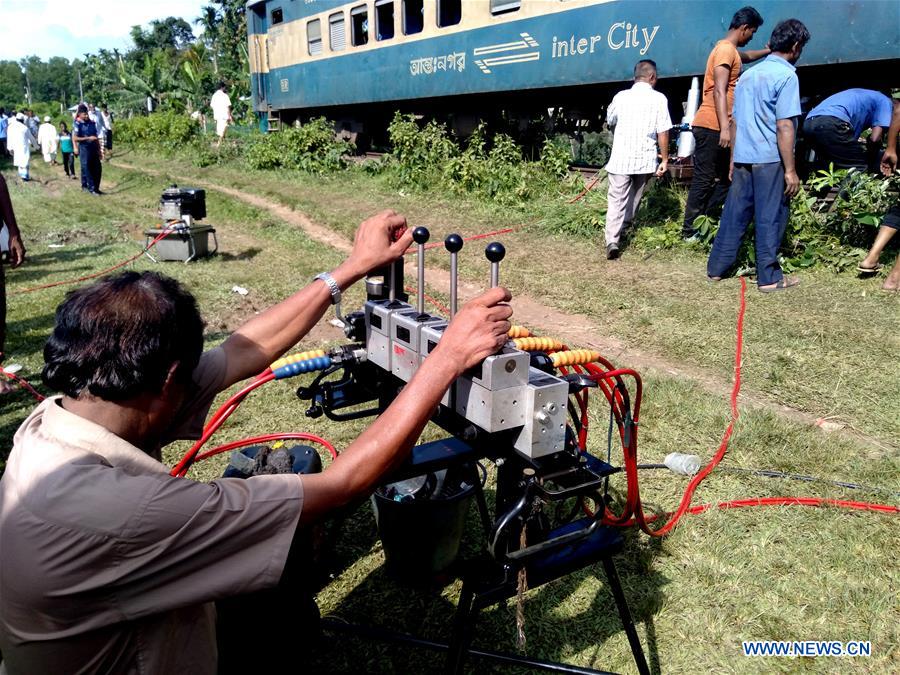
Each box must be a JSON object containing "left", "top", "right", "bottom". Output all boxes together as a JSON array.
[{"left": 300, "top": 229, "right": 648, "bottom": 674}]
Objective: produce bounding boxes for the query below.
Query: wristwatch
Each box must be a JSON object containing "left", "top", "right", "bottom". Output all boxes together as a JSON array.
[{"left": 314, "top": 272, "right": 342, "bottom": 306}]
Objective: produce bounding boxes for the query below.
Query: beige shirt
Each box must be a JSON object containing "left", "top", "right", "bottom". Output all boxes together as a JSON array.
[{"left": 0, "top": 349, "right": 304, "bottom": 674}]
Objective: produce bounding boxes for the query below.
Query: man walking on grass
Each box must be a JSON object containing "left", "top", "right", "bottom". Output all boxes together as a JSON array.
[
  {"left": 210, "top": 82, "right": 233, "bottom": 149},
  {"left": 603, "top": 59, "right": 671, "bottom": 260},
  {"left": 682, "top": 6, "right": 770, "bottom": 241},
  {"left": 707, "top": 19, "right": 810, "bottom": 292}
]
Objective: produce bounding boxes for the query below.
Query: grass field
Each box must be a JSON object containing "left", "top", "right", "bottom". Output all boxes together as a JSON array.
[{"left": 1, "top": 154, "right": 898, "bottom": 674}]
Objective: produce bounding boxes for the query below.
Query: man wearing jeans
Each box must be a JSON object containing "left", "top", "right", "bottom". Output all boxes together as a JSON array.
[
  {"left": 603, "top": 60, "right": 671, "bottom": 260},
  {"left": 707, "top": 19, "right": 810, "bottom": 292},
  {"left": 803, "top": 89, "right": 894, "bottom": 172},
  {"left": 682, "top": 6, "right": 770, "bottom": 241}
]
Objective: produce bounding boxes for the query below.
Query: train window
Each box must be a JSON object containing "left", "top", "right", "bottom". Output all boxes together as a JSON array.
[
  {"left": 351, "top": 4, "right": 369, "bottom": 46},
  {"left": 307, "top": 19, "right": 323, "bottom": 55},
  {"left": 271, "top": 7, "right": 283, "bottom": 25},
  {"left": 402, "top": 0, "right": 423, "bottom": 35},
  {"left": 437, "top": 0, "right": 461, "bottom": 28},
  {"left": 490, "top": 0, "right": 520, "bottom": 15},
  {"left": 329, "top": 12, "right": 346, "bottom": 51},
  {"left": 375, "top": 0, "right": 395, "bottom": 41}
]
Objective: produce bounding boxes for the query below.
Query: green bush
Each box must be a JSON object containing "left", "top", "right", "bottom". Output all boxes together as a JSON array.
[
  {"left": 117, "top": 112, "right": 199, "bottom": 152},
  {"left": 383, "top": 113, "right": 579, "bottom": 205},
  {"left": 244, "top": 118, "right": 352, "bottom": 173},
  {"left": 630, "top": 166, "right": 900, "bottom": 272}
]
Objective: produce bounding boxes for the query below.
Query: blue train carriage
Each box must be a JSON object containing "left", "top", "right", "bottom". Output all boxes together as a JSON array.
[{"left": 247, "top": 0, "right": 899, "bottom": 136}]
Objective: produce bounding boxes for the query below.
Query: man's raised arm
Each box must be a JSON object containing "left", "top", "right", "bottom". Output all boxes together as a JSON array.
[{"left": 218, "top": 210, "right": 414, "bottom": 388}]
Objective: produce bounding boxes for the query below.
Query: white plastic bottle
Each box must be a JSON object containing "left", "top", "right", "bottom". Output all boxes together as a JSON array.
[{"left": 664, "top": 452, "right": 702, "bottom": 476}]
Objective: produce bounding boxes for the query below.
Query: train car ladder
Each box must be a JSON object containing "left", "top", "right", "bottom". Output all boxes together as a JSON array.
[{"left": 266, "top": 109, "right": 282, "bottom": 133}]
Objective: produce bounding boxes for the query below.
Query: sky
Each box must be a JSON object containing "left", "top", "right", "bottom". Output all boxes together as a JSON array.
[{"left": 0, "top": 0, "right": 209, "bottom": 62}]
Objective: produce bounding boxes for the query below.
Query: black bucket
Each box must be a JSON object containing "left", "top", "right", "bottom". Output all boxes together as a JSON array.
[{"left": 372, "top": 468, "right": 476, "bottom": 581}]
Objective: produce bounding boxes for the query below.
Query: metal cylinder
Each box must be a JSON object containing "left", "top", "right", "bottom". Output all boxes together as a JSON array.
[
  {"left": 389, "top": 263, "right": 397, "bottom": 302},
  {"left": 417, "top": 242, "right": 426, "bottom": 314},
  {"left": 490, "top": 263, "right": 499, "bottom": 289},
  {"left": 450, "top": 254, "right": 458, "bottom": 318}
]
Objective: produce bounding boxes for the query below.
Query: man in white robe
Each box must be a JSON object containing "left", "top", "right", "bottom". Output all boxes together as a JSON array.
[
  {"left": 6, "top": 114, "right": 37, "bottom": 181},
  {"left": 37, "top": 116, "right": 59, "bottom": 164}
]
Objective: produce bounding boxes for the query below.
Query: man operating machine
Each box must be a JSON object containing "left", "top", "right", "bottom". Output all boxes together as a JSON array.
[{"left": 0, "top": 211, "right": 513, "bottom": 674}]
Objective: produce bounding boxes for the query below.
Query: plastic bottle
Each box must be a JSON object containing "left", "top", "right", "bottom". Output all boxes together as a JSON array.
[{"left": 664, "top": 452, "right": 702, "bottom": 476}]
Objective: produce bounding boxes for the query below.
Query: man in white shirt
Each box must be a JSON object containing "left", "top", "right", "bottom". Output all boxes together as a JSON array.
[
  {"left": 210, "top": 82, "right": 233, "bottom": 148},
  {"left": 37, "top": 116, "right": 59, "bottom": 164},
  {"left": 603, "top": 60, "right": 672, "bottom": 259}
]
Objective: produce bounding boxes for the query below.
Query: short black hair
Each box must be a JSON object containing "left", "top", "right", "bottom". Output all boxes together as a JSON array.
[
  {"left": 769, "top": 18, "right": 811, "bottom": 53},
  {"left": 76, "top": 103, "right": 88, "bottom": 114},
  {"left": 634, "top": 59, "right": 657, "bottom": 80},
  {"left": 43, "top": 272, "right": 205, "bottom": 401},
  {"left": 730, "top": 6, "right": 764, "bottom": 30},
  {"left": 218, "top": 81, "right": 227, "bottom": 91}
]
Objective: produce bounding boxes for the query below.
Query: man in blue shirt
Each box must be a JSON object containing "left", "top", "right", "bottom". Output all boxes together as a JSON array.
[
  {"left": 73, "top": 104, "right": 102, "bottom": 195},
  {"left": 707, "top": 19, "right": 810, "bottom": 292},
  {"left": 0, "top": 108, "right": 8, "bottom": 157},
  {"left": 803, "top": 89, "right": 894, "bottom": 171}
]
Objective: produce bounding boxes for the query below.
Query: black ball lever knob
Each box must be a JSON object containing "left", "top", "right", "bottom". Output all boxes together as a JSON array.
[
  {"left": 444, "top": 233, "right": 463, "bottom": 253},
  {"left": 412, "top": 227, "right": 430, "bottom": 244},
  {"left": 485, "top": 242, "right": 506, "bottom": 263}
]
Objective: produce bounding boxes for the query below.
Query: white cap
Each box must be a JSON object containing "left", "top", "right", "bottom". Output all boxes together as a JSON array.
[
  {"left": 44, "top": 115, "right": 51, "bottom": 122},
  {"left": 15, "top": 113, "right": 24, "bottom": 121}
]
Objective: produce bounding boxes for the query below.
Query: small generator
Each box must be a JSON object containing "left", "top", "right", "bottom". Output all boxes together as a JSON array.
[{"left": 145, "top": 185, "right": 218, "bottom": 262}]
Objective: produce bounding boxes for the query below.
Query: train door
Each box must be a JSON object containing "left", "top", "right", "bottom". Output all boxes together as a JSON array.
[{"left": 249, "top": 2, "right": 269, "bottom": 109}]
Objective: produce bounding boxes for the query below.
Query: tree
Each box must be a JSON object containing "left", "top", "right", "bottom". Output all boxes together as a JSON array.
[
  {"left": 130, "top": 17, "right": 196, "bottom": 57},
  {"left": 0, "top": 60, "right": 25, "bottom": 109}
]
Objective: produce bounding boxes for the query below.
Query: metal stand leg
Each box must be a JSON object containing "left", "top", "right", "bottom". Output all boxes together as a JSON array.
[
  {"left": 469, "top": 464, "right": 492, "bottom": 541},
  {"left": 445, "top": 580, "right": 477, "bottom": 675},
  {"left": 602, "top": 557, "right": 649, "bottom": 675}
]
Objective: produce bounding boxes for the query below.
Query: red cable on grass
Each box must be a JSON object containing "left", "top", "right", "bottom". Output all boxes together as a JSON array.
[
  {"left": 568, "top": 173, "right": 602, "bottom": 204},
  {"left": 623, "top": 497, "right": 899, "bottom": 528},
  {"left": 11, "top": 226, "right": 177, "bottom": 296},
  {"left": 627, "top": 277, "right": 746, "bottom": 536},
  {"left": 404, "top": 285, "right": 452, "bottom": 315},
  {"left": 0, "top": 364, "right": 45, "bottom": 402}
]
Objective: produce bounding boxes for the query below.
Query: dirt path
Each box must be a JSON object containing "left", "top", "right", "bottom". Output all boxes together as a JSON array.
[{"left": 113, "top": 161, "right": 894, "bottom": 455}]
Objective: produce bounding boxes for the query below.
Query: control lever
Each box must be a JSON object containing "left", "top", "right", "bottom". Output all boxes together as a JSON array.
[
  {"left": 444, "top": 233, "right": 463, "bottom": 318},
  {"left": 413, "top": 227, "right": 430, "bottom": 315},
  {"left": 388, "top": 259, "right": 398, "bottom": 303},
  {"left": 485, "top": 242, "right": 505, "bottom": 289}
]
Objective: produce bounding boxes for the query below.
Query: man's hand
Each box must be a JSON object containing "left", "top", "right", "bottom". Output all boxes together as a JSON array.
[
  {"left": 655, "top": 159, "right": 668, "bottom": 177},
  {"left": 784, "top": 170, "right": 801, "bottom": 198},
  {"left": 729, "top": 160, "right": 734, "bottom": 182},
  {"left": 433, "top": 287, "right": 513, "bottom": 376},
  {"left": 718, "top": 126, "right": 732, "bottom": 149},
  {"left": 881, "top": 149, "right": 897, "bottom": 177},
  {"left": 7, "top": 232, "right": 25, "bottom": 268},
  {"left": 342, "top": 210, "right": 413, "bottom": 278}
]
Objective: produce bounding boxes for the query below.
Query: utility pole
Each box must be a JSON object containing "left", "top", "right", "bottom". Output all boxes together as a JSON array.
[
  {"left": 78, "top": 68, "right": 84, "bottom": 102},
  {"left": 22, "top": 65, "right": 32, "bottom": 106}
]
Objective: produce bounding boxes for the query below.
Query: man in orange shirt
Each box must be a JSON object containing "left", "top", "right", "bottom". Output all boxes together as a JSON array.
[{"left": 683, "top": 6, "right": 770, "bottom": 241}]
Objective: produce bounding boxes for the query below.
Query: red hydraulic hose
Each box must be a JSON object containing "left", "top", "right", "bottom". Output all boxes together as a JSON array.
[
  {"left": 195, "top": 432, "right": 338, "bottom": 463},
  {"left": 0, "top": 364, "right": 45, "bottom": 402},
  {"left": 627, "top": 278, "right": 746, "bottom": 536},
  {"left": 11, "top": 225, "right": 178, "bottom": 296},
  {"left": 171, "top": 372, "right": 276, "bottom": 477}
]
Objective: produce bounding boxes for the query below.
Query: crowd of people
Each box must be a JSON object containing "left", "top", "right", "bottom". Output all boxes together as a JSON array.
[
  {"left": 0, "top": 103, "right": 112, "bottom": 193},
  {"left": 603, "top": 7, "right": 900, "bottom": 292}
]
